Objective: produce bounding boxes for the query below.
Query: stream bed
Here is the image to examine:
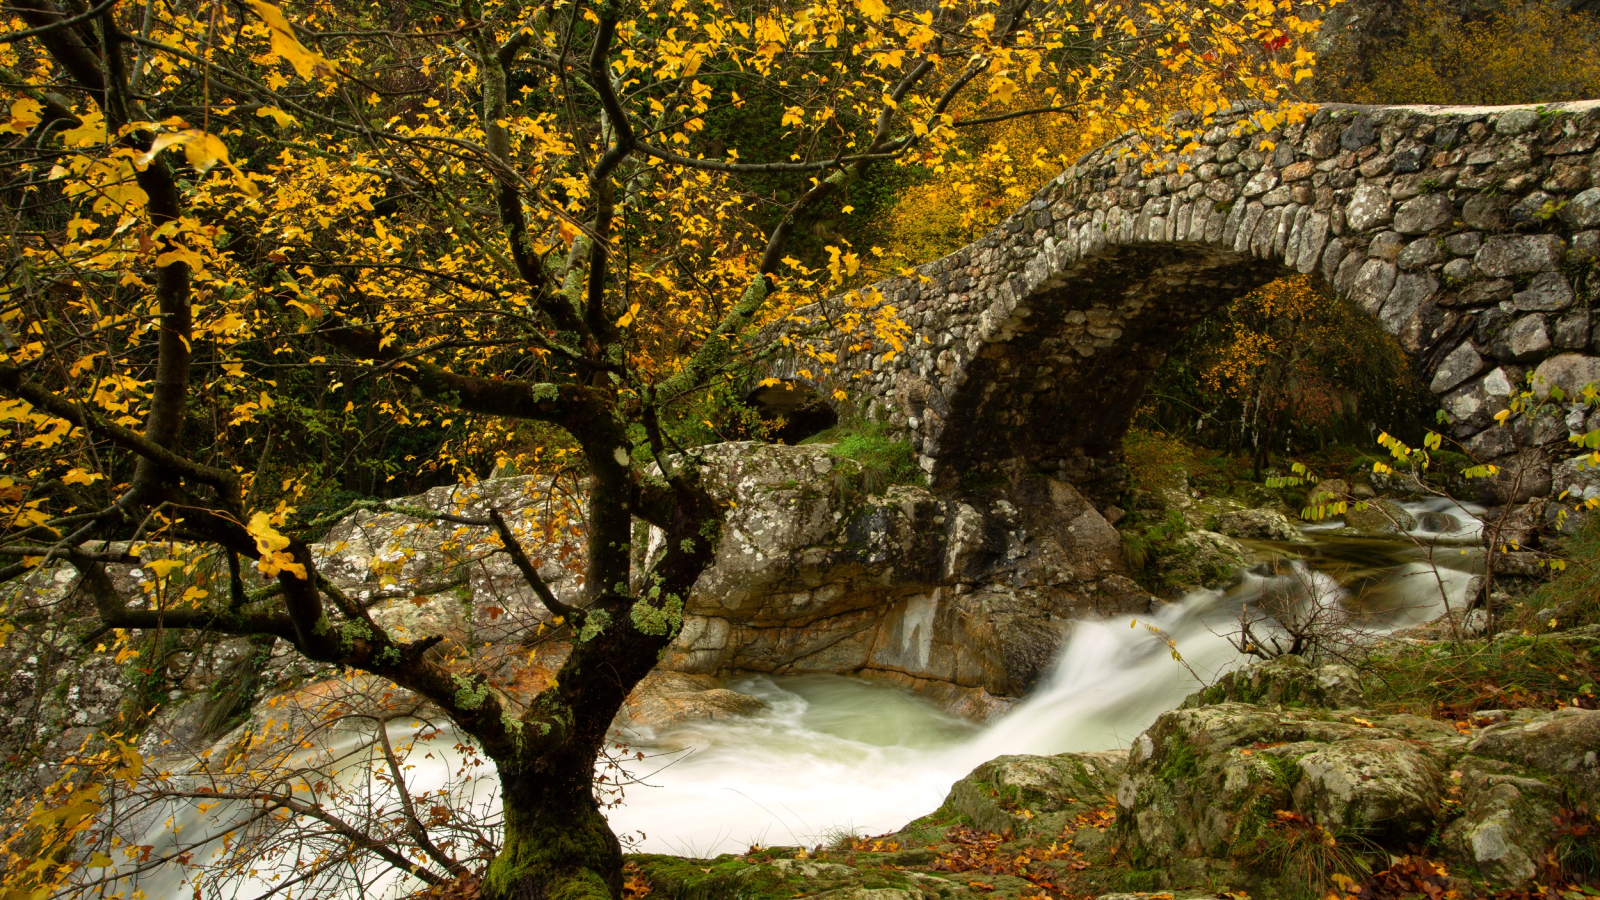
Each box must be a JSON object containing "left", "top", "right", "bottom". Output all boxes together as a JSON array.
[
  {"left": 610, "top": 499, "right": 1484, "bottom": 856},
  {"left": 111, "top": 499, "right": 1485, "bottom": 898}
]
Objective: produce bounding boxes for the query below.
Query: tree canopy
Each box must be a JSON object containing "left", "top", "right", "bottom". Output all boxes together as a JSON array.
[{"left": 0, "top": 0, "right": 1328, "bottom": 896}]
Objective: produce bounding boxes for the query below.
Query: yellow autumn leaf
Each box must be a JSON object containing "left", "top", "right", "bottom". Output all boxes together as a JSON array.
[
  {"left": 247, "top": 0, "right": 334, "bottom": 80},
  {"left": 144, "top": 558, "right": 185, "bottom": 579},
  {"left": 0, "top": 97, "right": 43, "bottom": 135},
  {"left": 247, "top": 511, "right": 289, "bottom": 554},
  {"left": 61, "top": 468, "right": 104, "bottom": 485},
  {"left": 137, "top": 129, "right": 261, "bottom": 196},
  {"left": 256, "top": 105, "right": 300, "bottom": 128},
  {"left": 857, "top": 0, "right": 889, "bottom": 21},
  {"left": 60, "top": 108, "right": 106, "bottom": 146}
]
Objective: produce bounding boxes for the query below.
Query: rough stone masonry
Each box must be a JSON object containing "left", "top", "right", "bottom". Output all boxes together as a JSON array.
[{"left": 771, "top": 100, "right": 1600, "bottom": 511}]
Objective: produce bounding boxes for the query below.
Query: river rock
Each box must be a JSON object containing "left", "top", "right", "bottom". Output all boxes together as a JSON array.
[
  {"left": 1180, "top": 655, "right": 1367, "bottom": 710},
  {"left": 1305, "top": 478, "right": 1349, "bottom": 504},
  {"left": 660, "top": 442, "right": 1148, "bottom": 711},
  {"left": 1116, "top": 703, "right": 1462, "bottom": 883},
  {"left": 1466, "top": 707, "right": 1600, "bottom": 807},
  {"left": 1440, "top": 756, "right": 1565, "bottom": 887},
  {"left": 617, "top": 671, "right": 767, "bottom": 734},
  {"left": 1212, "top": 508, "right": 1310, "bottom": 543},
  {"left": 1165, "top": 530, "right": 1249, "bottom": 592},
  {"left": 935, "top": 750, "right": 1127, "bottom": 839},
  {"left": 1343, "top": 499, "right": 1417, "bottom": 533}
]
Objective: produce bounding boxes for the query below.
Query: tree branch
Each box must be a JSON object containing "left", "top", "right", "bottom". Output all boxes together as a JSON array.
[{"left": 487, "top": 508, "right": 577, "bottom": 621}]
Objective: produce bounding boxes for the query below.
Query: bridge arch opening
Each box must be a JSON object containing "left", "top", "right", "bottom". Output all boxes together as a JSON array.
[{"left": 744, "top": 378, "right": 840, "bottom": 444}]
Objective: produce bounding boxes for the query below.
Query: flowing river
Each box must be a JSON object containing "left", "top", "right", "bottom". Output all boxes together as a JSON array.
[{"left": 106, "top": 499, "right": 1485, "bottom": 899}]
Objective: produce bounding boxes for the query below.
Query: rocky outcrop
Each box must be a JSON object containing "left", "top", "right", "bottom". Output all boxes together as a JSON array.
[
  {"left": 1343, "top": 498, "right": 1418, "bottom": 533},
  {"left": 617, "top": 671, "right": 768, "bottom": 735},
  {"left": 1107, "top": 662, "right": 1600, "bottom": 892},
  {"left": 1116, "top": 703, "right": 1457, "bottom": 882},
  {"left": 1162, "top": 530, "right": 1249, "bottom": 593},
  {"left": 930, "top": 751, "right": 1127, "bottom": 841},
  {"left": 652, "top": 443, "right": 1148, "bottom": 717},
  {"left": 1212, "top": 508, "right": 1308, "bottom": 543}
]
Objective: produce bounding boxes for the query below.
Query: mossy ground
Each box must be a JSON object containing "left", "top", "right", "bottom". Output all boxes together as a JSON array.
[
  {"left": 802, "top": 419, "right": 924, "bottom": 498},
  {"left": 627, "top": 795, "right": 1127, "bottom": 900}
]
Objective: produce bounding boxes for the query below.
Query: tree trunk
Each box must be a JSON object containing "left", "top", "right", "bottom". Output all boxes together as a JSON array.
[{"left": 483, "top": 752, "right": 622, "bottom": 900}]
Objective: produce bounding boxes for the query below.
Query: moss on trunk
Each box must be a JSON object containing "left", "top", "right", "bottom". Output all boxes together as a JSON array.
[{"left": 482, "top": 764, "right": 622, "bottom": 900}]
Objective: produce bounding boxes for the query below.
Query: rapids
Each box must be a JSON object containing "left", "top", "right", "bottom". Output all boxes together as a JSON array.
[
  {"left": 610, "top": 500, "right": 1484, "bottom": 856},
  {"left": 107, "top": 499, "right": 1485, "bottom": 898}
]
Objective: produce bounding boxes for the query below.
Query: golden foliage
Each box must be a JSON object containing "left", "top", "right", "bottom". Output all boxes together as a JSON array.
[
  {"left": 0, "top": 736, "right": 142, "bottom": 900},
  {"left": 1347, "top": 0, "right": 1600, "bottom": 105}
]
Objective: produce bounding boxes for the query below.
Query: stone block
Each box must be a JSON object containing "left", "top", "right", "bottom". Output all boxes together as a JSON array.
[
  {"left": 1399, "top": 238, "right": 1442, "bottom": 270},
  {"left": 1368, "top": 230, "right": 1405, "bottom": 261},
  {"left": 1442, "top": 258, "right": 1475, "bottom": 281},
  {"left": 1352, "top": 258, "right": 1398, "bottom": 314},
  {"left": 1463, "top": 195, "right": 1510, "bottom": 231},
  {"left": 1475, "top": 234, "right": 1565, "bottom": 277},
  {"left": 1382, "top": 272, "right": 1438, "bottom": 333},
  {"left": 1511, "top": 272, "right": 1574, "bottom": 312},
  {"left": 1430, "top": 341, "right": 1487, "bottom": 393},
  {"left": 1556, "top": 312, "right": 1592, "bottom": 350},
  {"left": 1561, "top": 187, "right": 1600, "bottom": 229},
  {"left": 1491, "top": 314, "right": 1551, "bottom": 362},
  {"left": 1345, "top": 183, "right": 1393, "bottom": 231},
  {"left": 1459, "top": 279, "right": 1514, "bottom": 306},
  {"left": 1531, "top": 353, "right": 1600, "bottom": 399},
  {"left": 1295, "top": 212, "right": 1328, "bottom": 273},
  {"left": 1341, "top": 116, "right": 1376, "bottom": 150},
  {"left": 1444, "top": 232, "right": 1483, "bottom": 256},
  {"left": 1335, "top": 249, "right": 1368, "bottom": 295},
  {"left": 1509, "top": 190, "right": 1559, "bottom": 226},
  {"left": 1494, "top": 109, "right": 1540, "bottom": 135},
  {"left": 1394, "top": 194, "right": 1455, "bottom": 234}
]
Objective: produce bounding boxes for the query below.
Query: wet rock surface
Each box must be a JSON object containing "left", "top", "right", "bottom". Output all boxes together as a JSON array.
[
  {"left": 655, "top": 443, "right": 1149, "bottom": 715},
  {"left": 1342, "top": 498, "right": 1418, "bottom": 533}
]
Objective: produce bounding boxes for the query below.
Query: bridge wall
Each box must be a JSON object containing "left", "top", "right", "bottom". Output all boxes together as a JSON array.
[{"left": 777, "top": 101, "right": 1600, "bottom": 507}]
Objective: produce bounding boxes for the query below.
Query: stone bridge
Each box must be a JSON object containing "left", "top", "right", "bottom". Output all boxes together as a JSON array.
[{"left": 771, "top": 100, "right": 1600, "bottom": 506}]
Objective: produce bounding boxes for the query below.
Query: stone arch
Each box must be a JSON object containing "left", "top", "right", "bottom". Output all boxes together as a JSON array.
[
  {"left": 744, "top": 378, "right": 839, "bottom": 443},
  {"left": 774, "top": 100, "right": 1600, "bottom": 504}
]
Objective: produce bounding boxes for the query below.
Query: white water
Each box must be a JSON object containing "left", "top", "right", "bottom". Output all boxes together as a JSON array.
[{"left": 107, "top": 500, "right": 1484, "bottom": 898}]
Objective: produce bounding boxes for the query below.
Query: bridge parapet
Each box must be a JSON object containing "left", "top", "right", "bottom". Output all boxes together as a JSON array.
[{"left": 773, "top": 100, "right": 1600, "bottom": 506}]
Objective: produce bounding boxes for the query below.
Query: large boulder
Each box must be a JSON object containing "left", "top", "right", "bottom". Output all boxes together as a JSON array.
[
  {"left": 1115, "top": 704, "right": 1460, "bottom": 885},
  {"left": 1164, "top": 530, "right": 1249, "bottom": 592},
  {"left": 1440, "top": 756, "right": 1566, "bottom": 886},
  {"left": 1466, "top": 707, "right": 1600, "bottom": 808},
  {"left": 1212, "top": 509, "right": 1310, "bottom": 543},
  {"left": 616, "top": 671, "right": 768, "bottom": 736},
  {"left": 660, "top": 443, "right": 1149, "bottom": 711}
]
